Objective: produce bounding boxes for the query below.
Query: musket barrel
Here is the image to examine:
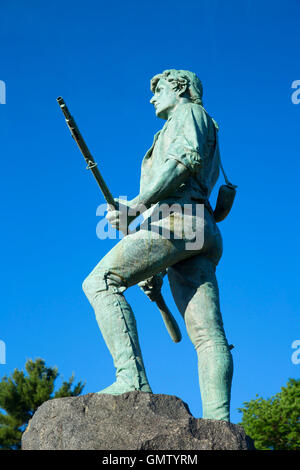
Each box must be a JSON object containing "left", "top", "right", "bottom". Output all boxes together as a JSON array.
[{"left": 56, "top": 97, "right": 116, "bottom": 208}]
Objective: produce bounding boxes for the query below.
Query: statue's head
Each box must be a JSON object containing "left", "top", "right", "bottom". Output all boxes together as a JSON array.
[{"left": 150, "top": 69, "right": 203, "bottom": 120}]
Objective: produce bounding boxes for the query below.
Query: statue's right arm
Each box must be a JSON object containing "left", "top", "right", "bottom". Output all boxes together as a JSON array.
[
  {"left": 113, "top": 161, "right": 190, "bottom": 221},
  {"left": 135, "top": 158, "right": 191, "bottom": 210},
  {"left": 130, "top": 106, "right": 207, "bottom": 212}
]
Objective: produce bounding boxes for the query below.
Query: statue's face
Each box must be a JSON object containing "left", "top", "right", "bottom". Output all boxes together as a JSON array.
[{"left": 150, "top": 78, "right": 179, "bottom": 120}]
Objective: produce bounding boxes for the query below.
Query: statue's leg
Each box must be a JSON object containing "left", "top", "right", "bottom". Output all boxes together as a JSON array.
[
  {"left": 168, "top": 255, "right": 233, "bottom": 421},
  {"left": 82, "top": 228, "right": 198, "bottom": 395},
  {"left": 83, "top": 268, "right": 152, "bottom": 394}
]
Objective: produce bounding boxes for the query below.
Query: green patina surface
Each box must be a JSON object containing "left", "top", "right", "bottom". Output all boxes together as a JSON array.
[{"left": 82, "top": 69, "right": 234, "bottom": 421}]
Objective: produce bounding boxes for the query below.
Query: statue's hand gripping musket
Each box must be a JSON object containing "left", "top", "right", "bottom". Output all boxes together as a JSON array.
[{"left": 57, "top": 97, "right": 182, "bottom": 343}]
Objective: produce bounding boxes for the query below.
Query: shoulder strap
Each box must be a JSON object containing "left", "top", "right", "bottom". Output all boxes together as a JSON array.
[{"left": 212, "top": 118, "right": 237, "bottom": 189}]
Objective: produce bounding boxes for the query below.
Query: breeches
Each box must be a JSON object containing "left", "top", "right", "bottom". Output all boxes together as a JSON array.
[{"left": 82, "top": 219, "right": 227, "bottom": 350}]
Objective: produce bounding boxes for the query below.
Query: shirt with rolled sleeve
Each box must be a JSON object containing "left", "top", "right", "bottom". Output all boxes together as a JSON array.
[{"left": 140, "top": 102, "right": 220, "bottom": 202}]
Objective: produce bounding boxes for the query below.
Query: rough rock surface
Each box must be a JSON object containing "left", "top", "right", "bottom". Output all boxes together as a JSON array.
[{"left": 22, "top": 391, "right": 254, "bottom": 450}]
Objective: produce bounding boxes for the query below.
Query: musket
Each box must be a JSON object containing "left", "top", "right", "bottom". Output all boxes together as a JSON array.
[{"left": 57, "top": 97, "right": 182, "bottom": 343}]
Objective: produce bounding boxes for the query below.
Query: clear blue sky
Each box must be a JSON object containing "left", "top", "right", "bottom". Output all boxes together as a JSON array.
[{"left": 0, "top": 0, "right": 299, "bottom": 424}]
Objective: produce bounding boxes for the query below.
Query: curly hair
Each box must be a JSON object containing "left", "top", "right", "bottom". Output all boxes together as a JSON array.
[{"left": 150, "top": 69, "right": 203, "bottom": 105}]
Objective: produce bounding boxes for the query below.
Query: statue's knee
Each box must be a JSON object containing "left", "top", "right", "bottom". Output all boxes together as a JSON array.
[
  {"left": 82, "top": 275, "right": 96, "bottom": 303},
  {"left": 184, "top": 308, "right": 204, "bottom": 348},
  {"left": 82, "top": 269, "right": 127, "bottom": 304},
  {"left": 82, "top": 276, "right": 91, "bottom": 297},
  {"left": 184, "top": 303, "right": 226, "bottom": 353}
]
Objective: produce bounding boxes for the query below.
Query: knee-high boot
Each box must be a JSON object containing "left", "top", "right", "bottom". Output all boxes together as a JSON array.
[
  {"left": 196, "top": 343, "right": 233, "bottom": 421},
  {"left": 83, "top": 274, "right": 152, "bottom": 395},
  {"left": 180, "top": 274, "right": 233, "bottom": 421}
]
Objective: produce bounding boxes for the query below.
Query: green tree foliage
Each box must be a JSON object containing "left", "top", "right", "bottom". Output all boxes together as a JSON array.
[
  {"left": 0, "top": 358, "right": 84, "bottom": 450},
  {"left": 238, "top": 378, "right": 300, "bottom": 450}
]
